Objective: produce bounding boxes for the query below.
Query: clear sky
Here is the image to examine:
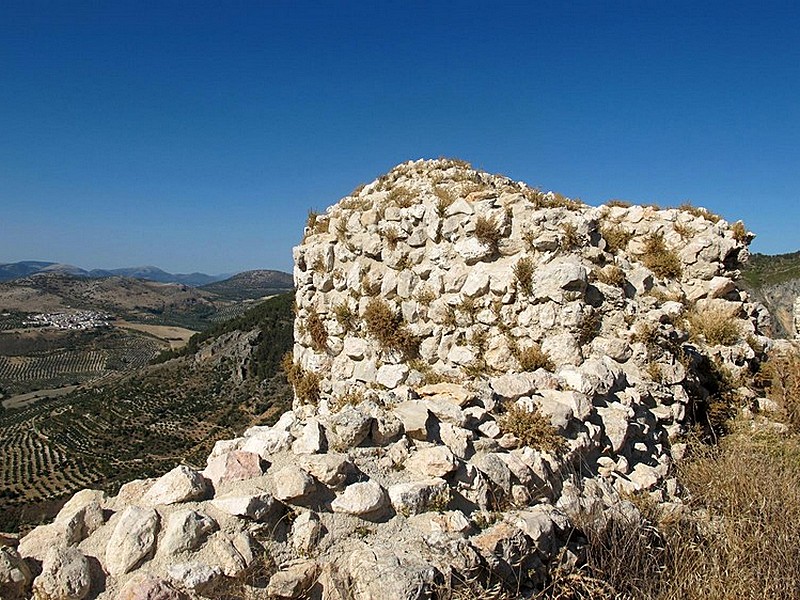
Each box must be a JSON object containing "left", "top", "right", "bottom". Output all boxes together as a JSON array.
[{"left": 1, "top": 1, "right": 798, "bottom": 274}]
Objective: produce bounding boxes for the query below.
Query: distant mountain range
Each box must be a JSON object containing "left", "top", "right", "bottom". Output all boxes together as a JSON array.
[{"left": 0, "top": 261, "right": 235, "bottom": 286}]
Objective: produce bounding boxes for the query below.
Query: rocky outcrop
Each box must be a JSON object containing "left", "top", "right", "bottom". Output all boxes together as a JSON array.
[{"left": 6, "top": 159, "right": 773, "bottom": 599}]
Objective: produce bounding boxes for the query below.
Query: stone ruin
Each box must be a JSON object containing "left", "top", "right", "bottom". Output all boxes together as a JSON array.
[{"left": 2, "top": 159, "right": 775, "bottom": 599}]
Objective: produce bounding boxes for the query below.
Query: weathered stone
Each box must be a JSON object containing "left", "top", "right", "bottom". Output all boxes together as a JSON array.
[
  {"left": 471, "top": 452, "right": 513, "bottom": 494},
  {"left": 240, "top": 428, "right": 293, "bottom": 457},
  {"left": 490, "top": 372, "right": 537, "bottom": 401},
  {"left": 393, "top": 401, "right": 431, "bottom": 440},
  {"left": 117, "top": 573, "right": 189, "bottom": 600},
  {"left": 106, "top": 506, "right": 160, "bottom": 576},
  {"left": 159, "top": 510, "right": 217, "bottom": 555},
  {"left": 291, "top": 511, "right": 324, "bottom": 554},
  {"left": 331, "top": 481, "right": 388, "bottom": 516},
  {"left": 32, "top": 546, "right": 91, "bottom": 600},
  {"left": 405, "top": 446, "right": 458, "bottom": 478},
  {"left": 376, "top": 364, "right": 409, "bottom": 388},
  {"left": 211, "top": 531, "right": 256, "bottom": 577},
  {"left": 167, "top": 562, "right": 222, "bottom": 593},
  {"left": 324, "top": 405, "right": 372, "bottom": 449},
  {"left": 388, "top": 478, "right": 450, "bottom": 516},
  {"left": 300, "top": 453, "right": 353, "bottom": 488},
  {"left": 266, "top": 560, "right": 319, "bottom": 599},
  {"left": 202, "top": 450, "right": 264, "bottom": 487},
  {"left": 439, "top": 422, "right": 472, "bottom": 459},
  {"left": 141, "top": 465, "right": 209, "bottom": 506},
  {"left": 416, "top": 382, "right": 473, "bottom": 406},
  {"left": 211, "top": 493, "right": 276, "bottom": 521},
  {"left": 0, "top": 546, "right": 31, "bottom": 600},
  {"left": 274, "top": 465, "right": 316, "bottom": 501}
]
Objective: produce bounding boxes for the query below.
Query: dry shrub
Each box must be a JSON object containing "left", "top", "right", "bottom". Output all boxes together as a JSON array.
[
  {"left": 414, "top": 286, "right": 436, "bottom": 306},
  {"left": 600, "top": 224, "right": 634, "bottom": 253},
  {"left": 382, "top": 226, "right": 403, "bottom": 250},
  {"left": 560, "top": 222, "right": 582, "bottom": 250},
  {"left": 388, "top": 186, "right": 415, "bottom": 208},
  {"left": 731, "top": 220, "right": 748, "bottom": 242},
  {"left": 673, "top": 221, "right": 694, "bottom": 241},
  {"left": 333, "top": 302, "right": 358, "bottom": 333},
  {"left": 433, "top": 185, "right": 456, "bottom": 217},
  {"left": 498, "top": 402, "right": 565, "bottom": 453},
  {"left": 606, "top": 199, "right": 632, "bottom": 208},
  {"left": 456, "top": 296, "right": 478, "bottom": 320},
  {"left": 556, "top": 428, "right": 800, "bottom": 600},
  {"left": 679, "top": 202, "right": 721, "bottom": 223},
  {"left": 595, "top": 264, "right": 625, "bottom": 288},
  {"left": 688, "top": 306, "right": 740, "bottom": 346},
  {"left": 360, "top": 273, "right": 382, "bottom": 296},
  {"left": 305, "top": 310, "right": 327, "bottom": 352},
  {"left": 641, "top": 232, "right": 682, "bottom": 279},
  {"left": 363, "top": 298, "right": 419, "bottom": 359},
  {"left": 282, "top": 352, "right": 321, "bottom": 405},
  {"left": 514, "top": 343, "right": 553, "bottom": 372},
  {"left": 514, "top": 256, "right": 535, "bottom": 295},
  {"left": 763, "top": 349, "right": 800, "bottom": 431},
  {"left": 474, "top": 216, "right": 502, "bottom": 252}
]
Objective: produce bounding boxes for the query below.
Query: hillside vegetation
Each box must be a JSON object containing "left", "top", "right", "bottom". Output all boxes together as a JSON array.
[{"left": 0, "top": 293, "right": 294, "bottom": 533}]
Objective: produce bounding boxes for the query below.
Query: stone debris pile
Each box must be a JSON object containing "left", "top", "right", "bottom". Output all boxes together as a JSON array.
[{"left": 3, "top": 159, "right": 773, "bottom": 599}]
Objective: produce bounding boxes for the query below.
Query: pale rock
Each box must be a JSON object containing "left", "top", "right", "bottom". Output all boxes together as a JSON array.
[
  {"left": 462, "top": 270, "right": 489, "bottom": 297},
  {"left": 274, "top": 466, "right": 315, "bottom": 502},
  {"left": 597, "top": 403, "right": 633, "bottom": 453},
  {"left": 211, "top": 531, "right": 255, "bottom": 577},
  {"left": 509, "top": 506, "right": 560, "bottom": 557},
  {"left": 207, "top": 437, "right": 244, "bottom": 459},
  {"left": 160, "top": 510, "right": 217, "bottom": 555},
  {"left": 407, "top": 510, "right": 471, "bottom": 535},
  {"left": 240, "top": 428, "right": 293, "bottom": 458},
  {"left": 0, "top": 546, "right": 31, "bottom": 600},
  {"left": 471, "top": 521, "right": 531, "bottom": 568},
  {"left": 267, "top": 560, "right": 319, "bottom": 599},
  {"left": 202, "top": 450, "right": 264, "bottom": 487},
  {"left": 446, "top": 197, "right": 474, "bottom": 216},
  {"left": 32, "top": 546, "right": 91, "bottom": 600},
  {"left": 106, "top": 506, "right": 160, "bottom": 576},
  {"left": 541, "top": 332, "right": 582, "bottom": 366},
  {"left": 371, "top": 410, "right": 405, "bottom": 446},
  {"left": 393, "top": 401, "right": 431, "bottom": 440},
  {"left": 343, "top": 337, "right": 367, "bottom": 360},
  {"left": 591, "top": 336, "right": 633, "bottom": 363},
  {"left": 300, "top": 453, "right": 352, "bottom": 488},
  {"left": 167, "top": 562, "right": 222, "bottom": 593},
  {"left": 471, "top": 452, "right": 513, "bottom": 493},
  {"left": 331, "top": 481, "right": 388, "bottom": 516},
  {"left": 388, "top": 478, "right": 450, "bottom": 516},
  {"left": 117, "top": 574, "right": 188, "bottom": 600},
  {"left": 353, "top": 358, "right": 378, "bottom": 383},
  {"left": 346, "top": 544, "right": 436, "bottom": 600},
  {"left": 539, "top": 389, "right": 592, "bottom": 421},
  {"left": 422, "top": 397, "right": 465, "bottom": 426},
  {"left": 292, "top": 418, "right": 326, "bottom": 454},
  {"left": 416, "top": 382, "right": 473, "bottom": 406},
  {"left": 324, "top": 405, "right": 372, "bottom": 449},
  {"left": 405, "top": 446, "right": 457, "bottom": 478},
  {"left": 490, "top": 372, "right": 537, "bottom": 401},
  {"left": 629, "top": 463, "right": 661, "bottom": 490},
  {"left": 376, "top": 363, "right": 409, "bottom": 388},
  {"left": 211, "top": 493, "right": 276, "bottom": 521},
  {"left": 291, "top": 512, "right": 324, "bottom": 554},
  {"left": 532, "top": 259, "right": 587, "bottom": 301},
  {"left": 141, "top": 465, "right": 209, "bottom": 506},
  {"left": 447, "top": 344, "right": 476, "bottom": 366},
  {"left": 530, "top": 395, "right": 573, "bottom": 431},
  {"left": 454, "top": 238, "right": 492, "bottom": 264},
  {"left": 477, "top": 420, "right": 501, "bottom": 438}
]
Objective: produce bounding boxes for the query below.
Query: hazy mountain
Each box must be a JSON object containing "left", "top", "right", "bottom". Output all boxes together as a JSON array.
[{"left": 0, "top": 261, "right": 230, "bottom": 286}]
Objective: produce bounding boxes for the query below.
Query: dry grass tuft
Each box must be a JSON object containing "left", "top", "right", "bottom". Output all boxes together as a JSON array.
[
  {"left": 305, "top": 310, "right": 327, "bottom": 352},
  {"left": 382, "top": 226, "right": 403, "bottom": 250},
  {"left": 688, "top": 306, "right": 740, "bottom": 346},
  {"left": 363, "top": 298, "right": 419, "bottom": 359},
  {"left": 763, "top": 349, "right": 800, "bottom": 432},
  {"left": 731, "top": 220, "right": 748, "bottom": 242},
  {"left": 388, "top": 186, "right": 416, "bottom": 208},
  {"left": 282, "top": 352, "right": 321, "bottom": 405},
  {"left": 605, "top": 199, "right": 632, "bottom": 208},
  {"left": 641, "top": 232, "right": 682, "bottom": 279},
  {"left": 600, "top": 224, "right": 634, "bottom": 253},
  {"left": 513, "top": 343, "right": 553, "bottom": 372},
  {"left": 498, "top": 402, "right": 565, "bottom": 453},
  {"left": 474, "top": 216, "right": 503, "bottom": 252},
  {"left": 560, "top": 222, "right": 582, "bottom": 250},
  {"left": 333, "top": 302, "right": 358, "bottom": 333},
  {"left": 433, "top": 186, "right": 456, "bottom": 217},
  {"left": 513, "top": 256, "right": 535, "bottom": 295},
  {"left": 679, "top": 203, "right": 721, "bottom": 223},
  {"left": 595, "top": 264, "right": 626, "bottom": 288}
]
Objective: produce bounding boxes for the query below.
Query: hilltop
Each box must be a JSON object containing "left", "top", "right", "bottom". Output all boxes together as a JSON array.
[
  {"left": 3, "top": 159, "right": 798, "bottom": 600},
  {"left": 200, "top": 269, "right": 294, "bottom": 301},
  {"left": 0, "top": 261, "right": 230, "bottom": 286}
]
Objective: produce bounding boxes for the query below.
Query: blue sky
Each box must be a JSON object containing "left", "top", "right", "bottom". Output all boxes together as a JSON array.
[{"left": 1, "top": 1, "right": 798, "bottom": 274}]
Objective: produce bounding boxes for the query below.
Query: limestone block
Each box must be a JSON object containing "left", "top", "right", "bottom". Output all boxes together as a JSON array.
[
  {"left": 267, "top": 560, "right": 319, "bottom": 599},
  {"left": 32, "top": 546, "right": 92, "bottom": 600},
  {"left": 211, "top": 493, "right": 276, "bottom": 521},
  {"left": 292, "top": 418, "right": 326, "bottom": 455},
  {"left": 141, "top": 465, "right": 209, "bottom": 506},
  {"left": 202, "top": 450, "right": 264, "bottom": 487},
  {"left": 105, "top": 506, "right": 160, "bottom": 576},
  {"left": 331, "top": 481, "right": 388, "bottom": 516},
  {"left": 159, "top": 510, "right": 217, "bottom": 555},
  {"left": 388, "top": 478, "right": 450, "bottom": 515},
  {"left": 393, "top": 401, "right": 431, "bottom": 440},
  {"left": 376, "top": 363, "right": 409, "bottom": 388},
  {"left": 404, "top": 446, "right": 458, "bottom": 478},
  {"left": 274, "top": 466, "right": 315, "bottom": 502},
  {"left": 300, "top": 453, "right": 353, "bottom": 488}
]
